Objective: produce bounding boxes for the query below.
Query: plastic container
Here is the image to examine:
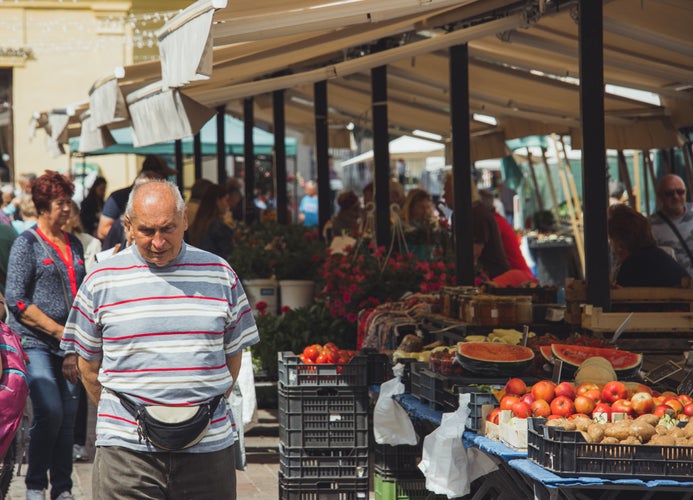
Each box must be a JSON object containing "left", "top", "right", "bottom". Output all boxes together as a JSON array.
[
  {"left": 527, "top": 418, "right": 693, "bottom": 480},
  {"left": 473, "top": 296, "right": 499, "bottom": 326},
  {"left": 279, "top": 280, "right": 315, "bottom": 310},
  {"left": 373, "top": 442, "right": 423, "bottom": 480},
  {"left": 243, "top": 278, "right": 278, "bottom": 314},
  {"left": 278, "top": 351, "right": 368, "bottom": 388},
  {"left": 278, "top": 385, "right": 369, "bottom": 449},
  {"left": 279, "top": 474, "right": 369, "bottom": 500},
  {"left": 515, "top": 296, "right": 533, "bottom": 324},
  {"left": 279, "top": 444, "right": 369, "bottom": 479},
  {"left": 374, "top": 473, "right": 442, "bottom": 500}
]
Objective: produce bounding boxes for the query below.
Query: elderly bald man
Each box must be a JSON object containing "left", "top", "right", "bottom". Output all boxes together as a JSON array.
[{"left": 649, "top": 174, "right": 693, "bottom": 275}]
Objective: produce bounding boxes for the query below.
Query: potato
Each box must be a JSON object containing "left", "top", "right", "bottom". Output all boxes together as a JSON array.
[
  {"left": 635, "top": 414, "right": 660, "bottom": 427},
  {"left": 546, "top": 418, "right": 576, "bottom": 430},
  {"left": 675, "top": 437, "right": 689, "bottom": 446},
  {"left": 601, "top": 437, "right": 619, "bottom": 444},
  {"left": 655, "top": 425, "right": 670, "bottom": 436},
  {"left": 629, "top": 422, "right": 656, "bottom": 443},
  {"left": 683, "top": 420, "right": 693, "bottom": 438},
  {"left": 572, "top": 416, "right": 592, "bottom": 432},
  {"left": 670, "top": 427, "right": 685, "bottom": 439},
  {"left": 604, "top": 422, "right": 631, "bottom": 441},
  {"left": 620, "top": 436, "right": 640, "bottom": 445},
  {"left": 587, "top": 423, "right": 605, "bottom": 444},
  {"left": 653, "top": 434, "right": 677, "bottom": 446}
]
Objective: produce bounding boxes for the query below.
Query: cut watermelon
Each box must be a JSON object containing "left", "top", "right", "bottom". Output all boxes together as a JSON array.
[
  {"left": 550, "top": 344, "right": 642, "bottom": 377},
  {"left": 457, "top": 342, "right": 534, "bottom": 376}
]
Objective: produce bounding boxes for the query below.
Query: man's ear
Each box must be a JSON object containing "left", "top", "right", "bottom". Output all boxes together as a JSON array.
[
  {"left": 182, "top": 207, "right": 189, "bottom": 231},
  {"left": 123, "top": 216, "right": 132, "bottom": 231}
]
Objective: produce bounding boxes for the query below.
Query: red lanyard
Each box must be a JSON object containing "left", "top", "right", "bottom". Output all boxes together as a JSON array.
[{"left": 36, "top": 228, "right": 77, "bottom": 297}]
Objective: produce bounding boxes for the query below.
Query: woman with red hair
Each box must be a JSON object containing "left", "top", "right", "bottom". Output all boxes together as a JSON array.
[{"left": 5, "top": 170, "right": 86, "bottom": 500}]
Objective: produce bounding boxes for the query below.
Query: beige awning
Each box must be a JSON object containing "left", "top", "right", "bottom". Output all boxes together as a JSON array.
[
  {"left": 77, "top": 111, "right": 117, "bottom": 153},
  {"left": 88, "top": 70, "right": 130, "bottom": 129}
]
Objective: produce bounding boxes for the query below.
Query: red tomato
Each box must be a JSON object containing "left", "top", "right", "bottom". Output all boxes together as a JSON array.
[
  {"left": 323, "top": 342, "right": 339, "bottom": 352},
  {"left": 325, "top": 350, "right": 339, "bottom": 364},
  {"left": 315, "top": 354, "right": 329, "bottom": 364},
  {"left": 302, "top": 345, "right": 319, "bottom": 362}
]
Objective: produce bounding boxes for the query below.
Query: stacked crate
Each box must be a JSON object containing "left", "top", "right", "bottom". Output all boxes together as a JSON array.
[{"left": 277, "top": 351, "right": 370, "bottom": 499}]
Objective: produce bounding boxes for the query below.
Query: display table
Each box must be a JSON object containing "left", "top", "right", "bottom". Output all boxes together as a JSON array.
[{"left": 393, "top": 393, "right": 693, "bottom": 499}]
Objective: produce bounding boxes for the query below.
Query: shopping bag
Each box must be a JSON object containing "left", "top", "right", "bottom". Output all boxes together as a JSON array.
[
  {"left": 418, "top": 393, "right": 496, "bottom": 498},
  {"left": 238, "top": 350, "right": 257, "bottom": 424},
  {"left": 373, "top": 364, "right": 418, "bottom": 445},
  {"left": 228, "top": 384, "right": 246, "bottom": 471}
]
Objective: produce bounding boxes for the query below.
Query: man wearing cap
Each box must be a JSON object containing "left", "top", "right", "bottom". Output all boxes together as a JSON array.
[
  {"left": 649, "top": 174, "right": 693, "bottom": 275},
  {"left": 96, "top": 156, "right": 176, "bottom": 246}
]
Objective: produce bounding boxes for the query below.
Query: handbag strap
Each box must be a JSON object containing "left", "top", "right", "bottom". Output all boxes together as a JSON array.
[
  {"left": 28, "top": 228, "right": 71, "bottom": 310},
  {"left": 113, "top": 390, "right": 223, "bottom": 419},
  {"left": 656, "top": 211, "right": 693, "bottom": 267}
]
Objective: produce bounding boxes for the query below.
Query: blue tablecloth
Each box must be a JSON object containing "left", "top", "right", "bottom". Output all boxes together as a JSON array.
[
  {"left": 462, "top": 431, "right": 527, "bottom": 460},
  {"left": 508, "top": 458, "right": 693, "bottom": 490},
  {"left": 393, "top": 393, "right": 442, "bottom": 426}
]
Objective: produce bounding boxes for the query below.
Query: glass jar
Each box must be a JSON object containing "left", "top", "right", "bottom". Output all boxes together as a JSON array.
[
  {"left": 496, "top": 297, "right": 516, "bottom": 325},
  {"left": 475, "top": 296, "right": 499, "bottom": 327},
  {"left": 516, "top": 296, "right": 533, "bottom": 324}
]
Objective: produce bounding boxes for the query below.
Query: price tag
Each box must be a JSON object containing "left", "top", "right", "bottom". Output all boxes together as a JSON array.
[
  {"left": 677, "top": 369, "right": 693, "bottom": 396},
  {"left": 551, "top": 358, "right": 564, "bottom": 383},
  {"left": 644, "top": 360, "right": 682, "bottom": 385}
]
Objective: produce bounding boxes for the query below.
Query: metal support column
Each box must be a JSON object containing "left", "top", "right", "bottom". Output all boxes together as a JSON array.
[
  {"left": 244, "top": 97, "right": 256, "bottom": 225},
  {"left": 449, "top": 43, "right": 474, "bottom": 286},
  {"left": 216, "top": 105, "right": 227, "bottom": 185},
  {"left": 174, "top": 139, "right": 184, "bottom": 193},
  {"left": 314, "top": 81, "right": 331, "bottom": 231},
  {"left": 371, "top": 65, "right": 391, "bottom": 249},
  {"left": 193, "top": 132, "right": 202, "bottom": 180},
  {"left": 274, "top": 89, "right": 288, "bottom": 224},
  {"left": 579, "top": 0, "right": 610, "bottom": 310}
]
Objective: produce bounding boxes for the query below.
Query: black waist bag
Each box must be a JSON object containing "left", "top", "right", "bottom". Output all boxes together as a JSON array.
[{"left": 114, "top": 391, "right": 223, "bottom": 451}]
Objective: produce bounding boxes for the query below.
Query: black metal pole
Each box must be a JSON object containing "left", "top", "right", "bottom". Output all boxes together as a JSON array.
[
  {"left": 579, "top": 0, "right": 610, "bottom": 310},
  {"left": 174, "top": 139, "right": 184, "bottom": 193},
  {"left": 273, "top": 90, "right": 288, "bottom": 225},
  {"left": 371, "top": 65, "right": 391, "bottom": 249},
  {"left": 216, "top": 105, "right": 227, "bottom": 185},
  {"left": 450, "top": 44, "right": 474, "bottom": 286},
  {"left": 314, "top": 81, "right": 331, "bottom": 232},
  {"left": 193, "top": 132, "right": 202, "bottom": 180},
  {"left": 244, "top": 97, "right": 256, "bottom": 225}
]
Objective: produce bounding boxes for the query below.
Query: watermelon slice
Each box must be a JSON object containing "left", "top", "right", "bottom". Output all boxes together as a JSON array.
[
  {"left": 550, "top": 344, "right": 642, "bottom": 376},
  {"left": 457, "top": 342, "right": 534, "bottom": 376}
]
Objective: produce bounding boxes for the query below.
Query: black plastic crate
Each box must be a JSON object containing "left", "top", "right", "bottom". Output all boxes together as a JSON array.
[
  {"left": 366, "top": 351, "right": 393, "bottom": 385},
  {"left": 396, "top": 359, "right": 426, "bottom": 395},
  {"left": 279, "top": 473, "right": 369, "bottom": 500},
  {"left": 373, "top": 442, "right": 423, "bottom": 480},
  {"left": 279, "top": 444, "right": 369, "bottom": 479},
  {"left": 527, "top": 418, "right": 693, "bottom": 480},
  {"left": 408, "top": 362, "right": 426, "bottom": 397},
  {"left": 278, "top": 351, "right": 368, "bottom": 388},
  {"left": 278, "top": 385, "right": 369, "bottom": 449}
]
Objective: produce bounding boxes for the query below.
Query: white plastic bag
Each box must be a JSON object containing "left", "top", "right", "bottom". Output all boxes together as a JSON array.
[
  {"left": 418, "top": 393, "right": 497, "bottom": 498},
  {"left": 228, "top": 384, "right": 246, "bottom": 471},
  {"left": 373, "top": 364, "right": 418, "bottom": 446},
  {"left": 238, "top": 350, "right": 257, "bottom": 424}
]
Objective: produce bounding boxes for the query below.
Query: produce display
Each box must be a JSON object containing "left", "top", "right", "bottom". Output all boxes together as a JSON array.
[
  {"left": 299, "top": 342, "right": 356, "bottom": 365},
  {"left": 541, "top": 344, "right": 642, "bottom": 378}
]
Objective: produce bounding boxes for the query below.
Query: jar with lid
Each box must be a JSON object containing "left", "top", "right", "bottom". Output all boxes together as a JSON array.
[
  {"left": 496, "top": 297, "right": 516, "bottom": 325},
  {"left": 516, "top": 296, "right": 533, "bottom": 324},
  {"left": 475, "top": 296, "right": 499, "bottom": 327}
]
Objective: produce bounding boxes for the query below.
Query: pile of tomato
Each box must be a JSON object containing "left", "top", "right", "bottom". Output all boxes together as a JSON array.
[{"left": 300, "top": 342, "right": 357, "bottom": 364}]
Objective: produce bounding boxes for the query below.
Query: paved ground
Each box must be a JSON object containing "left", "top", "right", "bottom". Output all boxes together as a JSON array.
[{"left": 7, "top": 407, "right": 280, "bottom": 500}]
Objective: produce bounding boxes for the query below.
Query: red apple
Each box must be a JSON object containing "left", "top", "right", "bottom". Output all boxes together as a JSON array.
[
  {"left": 683, "top": 403, "right": 693, "bottom": 417},
  {"left": 574, "top": 395, "right": 596, "bottom": 415},
  {"left": 520, "top": 393, "right": 536, "bottom": 406},
  {"left": 653, "top": 404, "right": 673, "bottom": 418},
  {"left": 530, "top": 399, "right": 551, "bottom": 418},
  {"left": 531, "top": 380, "right": 557, "bottom": 403},
  {"left": 550, "top": 395, "right": 575, "bottom": 417},
  {"left": 486, "top": 407, "right": 502, "bottom": 424},
  {"left": 665, "top": 398, "right": 684, "bottom": 415},
  {"left": 504, "top": 377, "right": 527, "bottom": 396},
  {"left": 576, "top": 383, "right": 600, "bottom": 397},
  {"left": 555, "top": 381, "right": 576, "bottom": 400},
  {"left": 592, "top": 403, "right": 612, "bottom": 420},
  {"left": 601, "top": 381, "right": 628, "bottom": 404},
  {"left": 630, "top": 392, "right": 654, "bottom": 415},
  {"left": 500, "top": 395, "right": 521, "bottom": 411},
  {"left": 611, "top": 398, "right": 634, "bottom": 416},
  {"left": 678, "top": 394, "right": 693, "bottom": 406},
  {"left": 568, "top": 413, "right": 591, "bottom": 420},
  {"left": 512, "top": 401, "right": 532, "bottom": 419}
]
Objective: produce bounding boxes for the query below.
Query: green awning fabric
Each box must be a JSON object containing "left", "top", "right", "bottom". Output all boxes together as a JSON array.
[{"left": 69, "top": 114, "right": 296, "bottom": 156}]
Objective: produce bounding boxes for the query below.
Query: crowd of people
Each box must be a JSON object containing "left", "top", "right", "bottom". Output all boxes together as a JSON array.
[{"left": 2, "top": 155, "right": 692, "bottom": 499}]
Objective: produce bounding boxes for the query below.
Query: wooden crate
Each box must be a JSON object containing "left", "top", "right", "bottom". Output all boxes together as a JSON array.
[{"left": 581, "top": 305, "right": 693, "bottom": 333}]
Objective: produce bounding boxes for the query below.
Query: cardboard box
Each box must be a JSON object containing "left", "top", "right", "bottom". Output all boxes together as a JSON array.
[{"left": 483, "top": 410, "right": 527, "bottom": 449}]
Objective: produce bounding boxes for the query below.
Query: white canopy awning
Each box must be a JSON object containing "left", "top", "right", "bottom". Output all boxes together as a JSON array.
[{"left": 339, "top": 135, "right": 444, "bottom": 168}]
